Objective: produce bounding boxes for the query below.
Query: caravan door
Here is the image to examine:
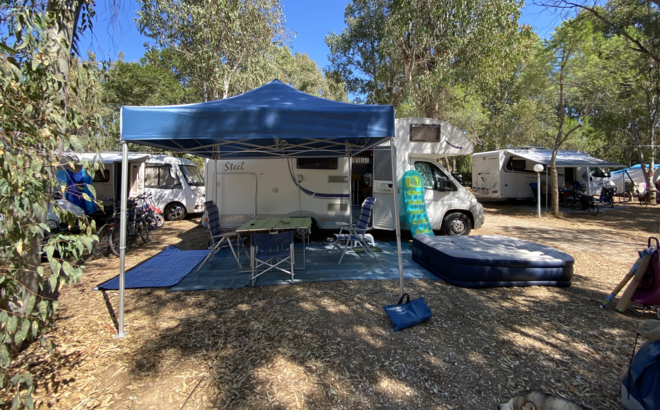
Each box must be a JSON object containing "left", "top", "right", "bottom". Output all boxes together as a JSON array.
[
  {"left": 372, "top": 147, "right": 396, "bottom": 230},
  {"left": 216, "top": 172, "right": 257, "bottom": 226}
]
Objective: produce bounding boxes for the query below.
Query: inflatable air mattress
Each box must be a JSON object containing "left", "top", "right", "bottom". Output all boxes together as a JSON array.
[{"left": 412, "top": 235, "right": 574, "bottom": 288}]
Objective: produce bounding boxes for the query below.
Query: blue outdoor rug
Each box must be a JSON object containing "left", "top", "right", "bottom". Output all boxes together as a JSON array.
[
  {"left": 170, "top": 241, "right": 437, "bottom": 292},
  {"left": 95, "top": 246, "right": 209, "bottom": 290}
]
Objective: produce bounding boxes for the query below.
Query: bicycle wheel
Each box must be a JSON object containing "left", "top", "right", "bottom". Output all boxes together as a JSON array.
[
  {"left": 587, "top": 202, "right": 599, "bottom": 216},
  {"left": 108, "top": 226, "right": 127, "bottom": 256},
  {"left": 146, "top": 213, "right": 159, "bottom": 230},
  {"left": 138, "top": 218, "right": 150, "bottom": 243},
  {"left": 92, "top": 224, "right": 110, "bottom": 258}
]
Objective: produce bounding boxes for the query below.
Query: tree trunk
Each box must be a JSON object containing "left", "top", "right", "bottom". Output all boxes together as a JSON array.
[{"left": 629, "top": 109, "right": 655, "bottom": 202}]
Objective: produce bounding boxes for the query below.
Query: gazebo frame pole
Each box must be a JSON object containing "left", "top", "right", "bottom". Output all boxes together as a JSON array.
[
  {"left": 390, "top": 138, "right": 404, "bottom": 297},
  {"left": 348, "top": 154, "right": 353, "bottom": 223},
  {"left": 117, "top": 142, "right": 129, "bottom": 338},
  {"left": 545, "top": 167, "right": 549, "bottom": 212}
]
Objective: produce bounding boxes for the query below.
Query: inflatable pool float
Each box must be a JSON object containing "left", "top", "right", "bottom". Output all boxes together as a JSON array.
[
  {"left": 412, "top": 235, "right": 574, "bottom": 288},
  {"left": 402, "top": 170, "right": 434, "bottom": 236}
]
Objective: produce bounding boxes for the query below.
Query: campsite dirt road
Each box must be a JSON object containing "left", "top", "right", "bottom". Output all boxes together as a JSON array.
[{"left": 13, "top": 201, "right": 660, "bottom": 409}]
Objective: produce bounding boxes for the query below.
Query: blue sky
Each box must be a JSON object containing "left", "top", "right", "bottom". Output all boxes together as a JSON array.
[{"left": 82, "top": 0, "right": 565, "bottom": 68}]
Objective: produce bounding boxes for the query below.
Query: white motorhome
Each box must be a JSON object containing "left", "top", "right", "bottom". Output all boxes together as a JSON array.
[
  {"left": 472, "top": 148, "right": 620, "bottom": 200},
  {"left": 205, "top": 118, "right": 485, "bottom": 235},
  {"left": 74, "top": 152, "right": 206, "bottom": 220}
]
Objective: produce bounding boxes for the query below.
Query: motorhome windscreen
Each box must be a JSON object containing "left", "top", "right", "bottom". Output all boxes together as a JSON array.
[
  {"left": 297, "top": 158, "right": 338, "bottom": 170},
  {"left": 410, "top": 124, "right": 440, "bottom": 142},
  {"left": 181, "top": 165, "right": 204, "bottom": 186}
]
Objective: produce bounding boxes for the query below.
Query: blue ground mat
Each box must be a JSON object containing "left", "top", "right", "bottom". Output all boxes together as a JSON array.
[
  {"left": 95, "top": 246, "right": 209, "bottom": 290},
  {"left": 170, "top": 241, "right": 437, "bottom": 292}
]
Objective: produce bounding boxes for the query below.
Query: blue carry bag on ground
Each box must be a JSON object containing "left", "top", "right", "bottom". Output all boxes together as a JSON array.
[
  {"left": 621, "top": 320, "right": 660, "bottom": 410},
  {"left": 383, "top": 293, "right": 432, "bottom": 332}
]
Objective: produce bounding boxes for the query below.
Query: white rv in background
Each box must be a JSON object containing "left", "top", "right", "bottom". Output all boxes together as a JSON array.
[
  {"left": 205, "top": 118, "right": 485, "bottom": 235},
  {"left": 74, "top": 152, "right": 206, "bottom": 220},
  {"left": 471, "top": 148, "right": 620, "bottom": 200}
]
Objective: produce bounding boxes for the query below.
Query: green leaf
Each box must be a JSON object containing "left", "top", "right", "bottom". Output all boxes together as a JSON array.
[
  {"left": 62, "top": 261, "right": 73, "bottom": 278},
  {"left": 48, "top": 275, "right": 57, "bottom": 293},
  {"left": 25, "top": 296, "right": 35, "bottom": 316},
  {"left": 51, "top": 259, "right": 61, "bottom": 276},
  {"left": 7, "top": 316, "right": 17, "bottom": 334}
]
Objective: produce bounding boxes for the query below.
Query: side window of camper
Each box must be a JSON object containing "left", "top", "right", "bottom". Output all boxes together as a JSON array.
[
  {"left": 414, "top": 162, "right": 455, "bottom": 192},
  {"left": 414, "top": 162, "right": 436, "bottom": 190},
  {"left": 93, "top": 169, "right": 110, "bottom": 183},
  {"left": 505, "top": 158, "right": 527, "bottom": 171},
  {"left": 144, "top": 165, "right": 181, "bottom": 189},
  {"left": 144, "top": 166, "right": 159, "bottom": 187},
  {"left": 159, "top": 165, "right": 180, "bottom": 188},
  {"left": 297, "top": 158, "right": 338, "bottom": 170}
]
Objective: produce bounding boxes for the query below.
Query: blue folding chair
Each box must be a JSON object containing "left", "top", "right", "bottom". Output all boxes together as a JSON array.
[
  {"left": 334, "top": 197, "right": 377, "bottom": 265},
  {"left": 195, "top": 201, "right": 244, "bottom": 273},
  {"left": 250, "top": 231, "right": 295, "bottom": 286}
]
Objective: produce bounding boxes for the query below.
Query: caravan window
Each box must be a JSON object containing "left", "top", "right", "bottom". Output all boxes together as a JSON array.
[
  {"left": 297, "top": 158, "right": 338, "bottom": 170},
  {"left": 505, "top": 158, "right": 527, "bottom": 171},
  {"left": 410, "top": 124, "right": 440, "bottom": 142},
  {"left": 145, "top": 165, "right": 181, "bottom": 189},
  {"left": 93, "top": 169, "right": 110, "bottom": 183}
]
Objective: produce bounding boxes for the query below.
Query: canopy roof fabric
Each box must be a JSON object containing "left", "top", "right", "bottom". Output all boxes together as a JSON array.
[
  {"left": 120, "top": 80, "right": 395, "bottom": 159},
  {"left": 506, "top": 149, "right": 622, "bottom": 168}
]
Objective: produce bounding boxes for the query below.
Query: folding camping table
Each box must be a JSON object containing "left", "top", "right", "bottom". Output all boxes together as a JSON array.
[{"left": 235, "top": 217, "right": 312, "bottom": 271}]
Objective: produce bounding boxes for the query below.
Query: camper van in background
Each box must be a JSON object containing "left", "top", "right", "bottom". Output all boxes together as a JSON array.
[
  {"left": 204, "top": 118, "right": 485, "bottom": 236},
  {"left": 471, "top": 148, "right": 620, "bottom": 200},
  {"left": 74, "top": 152, "right": 206, "bottom": 220}
]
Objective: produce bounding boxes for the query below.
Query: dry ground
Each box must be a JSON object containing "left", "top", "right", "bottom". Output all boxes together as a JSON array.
[{"left": 10, "top": 200, "right": 660, "bottom": 409}]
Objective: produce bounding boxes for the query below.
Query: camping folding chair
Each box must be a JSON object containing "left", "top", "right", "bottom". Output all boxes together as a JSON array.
[
  {"left": 195, "top": 201, "right": 245, "bottom": 273},
  {"left": 334, "top": 197, "right": 377, "bottom": 265},
  {"left": 250, "top": 231, "right": 295, "bottom": 286}
]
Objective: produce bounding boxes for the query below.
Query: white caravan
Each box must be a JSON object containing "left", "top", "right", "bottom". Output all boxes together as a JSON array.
[
  {"left": 205, "top": 118, "right": 485, "bottom": 235},
  {"left": 472, "top": 148, "right": 621, "bottom": 200},
  {"left": 610, "top": 164, "right": 660, "bottom": 193},
  {"left": 74, "top": 152, "right": 206, "bottom": 220}
]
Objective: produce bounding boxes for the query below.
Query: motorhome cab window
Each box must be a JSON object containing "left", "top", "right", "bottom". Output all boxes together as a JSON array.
[
  {"left": 591, "top": 168, "right": 607, "bottom": 178},
  {"left": 296, "top": 158, "right": 338, "bottom": 170},
  {"left": 180, "top": 165, "right": 204, "bottom": 186},
  {"left": 144, "top": 165, "right": 181, "bottom": 189},
  {"left": 410, "top": 124, "right": 440, "bottom": 142},
  {"left": 505, "top": 158, "right": 527, "bottom": 172},
  {"left": 414, "top": 162, "right": 454, "bottom": 191}
]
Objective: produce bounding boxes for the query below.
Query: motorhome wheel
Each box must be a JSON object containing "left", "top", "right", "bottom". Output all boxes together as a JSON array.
[
  {"left": 442, "top": 212, "right": 472, "bottom": 236},
  {"left": 165, "top": 203, "right": 187, "bottom": 221}
]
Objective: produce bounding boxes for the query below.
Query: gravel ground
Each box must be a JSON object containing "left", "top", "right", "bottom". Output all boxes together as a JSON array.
[{"left": 10, "top": 200, "right": 660, "bottom": 409}]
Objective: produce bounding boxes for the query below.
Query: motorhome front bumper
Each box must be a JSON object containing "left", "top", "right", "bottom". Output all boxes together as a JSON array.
[{"left": 470, "top": 201, "right": 485, "bottom": 229}]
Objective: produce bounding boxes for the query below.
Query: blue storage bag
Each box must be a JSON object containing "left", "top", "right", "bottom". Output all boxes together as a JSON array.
[
  {"left": 383, "top": 293, "right": 432, "bottom": 332},
  {"left": 621, "top": 340, "right": 660, "bottom": 410}
]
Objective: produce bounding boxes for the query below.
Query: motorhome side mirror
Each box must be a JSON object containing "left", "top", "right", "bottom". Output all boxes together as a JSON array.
[{"left": 170, "top": 166, "right": 177, "bottom": 178}]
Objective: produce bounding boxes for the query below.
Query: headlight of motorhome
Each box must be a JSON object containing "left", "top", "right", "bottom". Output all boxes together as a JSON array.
[{"left": 46, "top": 220, "right": 58, "bottom": 231}]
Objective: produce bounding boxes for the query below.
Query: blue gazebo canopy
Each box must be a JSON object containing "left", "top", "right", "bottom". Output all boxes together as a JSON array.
[{"left": 120, "top": 79, "right": 395, "bottom": 159}]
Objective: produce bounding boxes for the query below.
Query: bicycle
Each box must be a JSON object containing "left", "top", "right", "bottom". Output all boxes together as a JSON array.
[
  {"left": 561, "top": 189, "right": 599, "bottom": 216},
  {"left": 599, "top": 186, "right": 616, "bottom": 208},
  {"left": 93, "top": 198, "right": 150, "bottom": 257},
  {"left": 92, "top": 198, "right": 120, "bottom": 258},
  {"left": 136, "top": 193, "right": 164, "bottom": 230}
]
